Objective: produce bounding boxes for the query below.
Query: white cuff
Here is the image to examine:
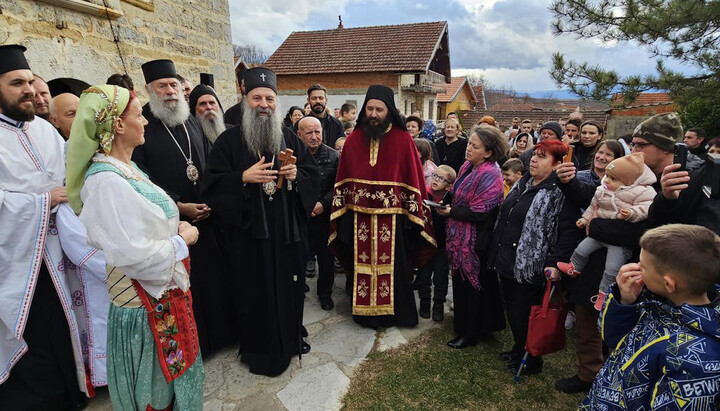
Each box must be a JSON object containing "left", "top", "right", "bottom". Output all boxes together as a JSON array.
[{"left": 171, "top": 235, "right": 190, "bottom": 261}]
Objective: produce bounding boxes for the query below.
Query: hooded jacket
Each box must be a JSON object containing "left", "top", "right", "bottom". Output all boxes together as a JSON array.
[
  {"left": 581, "top": 165, "right": 657, "bottom": 224},
  {"left": 580, "top": 284, "right": 720, "bottom": 410}
]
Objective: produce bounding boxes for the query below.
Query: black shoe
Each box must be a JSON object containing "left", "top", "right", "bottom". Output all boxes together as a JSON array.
[
  {"left": 304, "top": 283, "right": 310, "bottom": 293},
  {"left": 498, "top": 350, "right": 518, "bottom": 362},
  {"left": 320, "top": 296, "right": 334, "bottom": 311},
  {"left": 432, "top": 304, "right": 444, "bottom": 322},
  {"left": 509, "top": 360, "right": 543, "bottom": 375},
  {"left": 301, "top": 340, "right": 311, "bottom": 354},
  {"left": 447, "top": 336, "right": 477, "bottom": 349},
  {"left": 419, "top": 300, "right": 431, "bottom": 319},
  {"left": 555, "top": 374, "right": 593, "bottom": 393}
]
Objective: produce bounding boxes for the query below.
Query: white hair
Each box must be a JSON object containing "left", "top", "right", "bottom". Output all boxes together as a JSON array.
[
  {"left": 146, "top": 80, "right": 190, "bottom": 127},
  {"left": 241, "top": 97, "right": 283, "bottom": 155},
  {"left": 196, "top": 108, "right": 226, "bottom": 144}
]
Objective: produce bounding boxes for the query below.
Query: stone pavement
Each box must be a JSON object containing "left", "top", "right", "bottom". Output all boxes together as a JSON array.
[{"left": 86, "top": 272, "right": 450, "bottom": 410}]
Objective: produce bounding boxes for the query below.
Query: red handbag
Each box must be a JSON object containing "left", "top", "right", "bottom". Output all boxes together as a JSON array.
[{"left": 525, "top": 281, "right": 568, "bottom": 357}]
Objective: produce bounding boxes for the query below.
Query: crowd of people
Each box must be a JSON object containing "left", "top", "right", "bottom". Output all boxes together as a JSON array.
[{"left": 0, "top": 42, "right": 719, "bottom": 410}]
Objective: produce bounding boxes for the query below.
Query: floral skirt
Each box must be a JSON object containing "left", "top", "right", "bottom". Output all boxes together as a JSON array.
[{"left": 107, "top": 304, "right": 204, "bottom": 411}]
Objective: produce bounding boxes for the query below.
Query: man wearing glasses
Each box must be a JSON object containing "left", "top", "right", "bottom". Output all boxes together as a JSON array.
[{"left": 629, "top": 113, "right": 683, "bottom": 179}]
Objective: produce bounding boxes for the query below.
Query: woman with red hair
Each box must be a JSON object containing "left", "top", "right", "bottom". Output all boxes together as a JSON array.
[{"left": 487, "top": 139, "right": 583, "bottom": 375}]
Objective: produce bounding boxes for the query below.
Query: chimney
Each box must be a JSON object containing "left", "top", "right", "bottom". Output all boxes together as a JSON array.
[{"left": 338, "top": 15, "right": 343, "bottom": 29}]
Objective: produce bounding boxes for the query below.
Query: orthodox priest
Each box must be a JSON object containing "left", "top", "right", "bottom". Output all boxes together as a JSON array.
[
  {"left": 201, "top": 67, "right": 320, "bottom": 377},
  {"left": 132, "top": 59, "right": 236, "bottom": 357},
  {"left": 329, "top": 85, "right": 436, "bottom": 329},
  {"left": 0, "top": 45, "right": 86, "bottom": 409}
]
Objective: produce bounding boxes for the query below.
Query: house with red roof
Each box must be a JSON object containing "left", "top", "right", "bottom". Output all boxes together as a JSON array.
[
  {"left": 264, "top": 21, "right": 451, "bottom": 121},
  {"left": 437, "top": 76, "right": 478, "bottom": 119}
]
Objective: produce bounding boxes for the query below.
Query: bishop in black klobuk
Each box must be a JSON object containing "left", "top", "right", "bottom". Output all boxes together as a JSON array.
[{"left": 133, "top": 59, "right": 238, "bottom": 357}]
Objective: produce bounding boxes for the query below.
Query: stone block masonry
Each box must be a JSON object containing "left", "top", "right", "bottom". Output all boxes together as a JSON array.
[{"left": 2, "top": 0, "right": 236, "bottom": 108}]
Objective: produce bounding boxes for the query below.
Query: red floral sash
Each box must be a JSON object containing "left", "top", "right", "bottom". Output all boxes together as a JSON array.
[{"left": 131, "top": 259, "right": 199, "bottom": 382}]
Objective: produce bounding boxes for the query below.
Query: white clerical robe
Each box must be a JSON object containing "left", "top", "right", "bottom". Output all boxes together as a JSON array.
[
  {"left": 0, "top": 116, "right": 86, "bottom": 393},
  {"left": 56, "top": 203, "right": 109, "bottom": 388}
]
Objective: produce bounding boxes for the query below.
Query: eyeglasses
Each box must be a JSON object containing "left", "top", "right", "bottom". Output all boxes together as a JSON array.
[
  {"left": 431, "top": 173, "right": 451, "bottom": 184},
  {"left": 630, "top": 141, "right": 653, "bottom": 150}
]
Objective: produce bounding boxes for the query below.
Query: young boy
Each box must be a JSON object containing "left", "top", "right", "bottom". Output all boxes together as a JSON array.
[
  {"left": 416, "top": 165, "right": 456, "bottom": 321},
  {"left": 501, "top": 158, "right": 524, "bottom": 197},
  {"left": 580, "top": 224, "right": 720, "bottom": 410}
]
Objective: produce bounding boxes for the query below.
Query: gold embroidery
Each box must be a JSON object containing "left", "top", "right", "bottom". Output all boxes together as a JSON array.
[
  {"left": 358, "top": 279, "right": 369, "bottom": 298},
  {"left": 369, "top": 138, "right": 380, "bottom": 167},
  {"left": 359, "top": 251, "right": 370, "bottom": 262},
  {"left": 333, "top": 178, "right": 422, "bottom": 196},
  {"left": 380, "top": 224, "right": 391, "bottom": 243},
  {"left": 358, "top": 222, "right": 369, "bottom": 242},
  {"left": 379, "top": 253, "right": 390, "bottom": 263},
  {"left": 379, "top": 280, "right": 390, "bottom": 299}
]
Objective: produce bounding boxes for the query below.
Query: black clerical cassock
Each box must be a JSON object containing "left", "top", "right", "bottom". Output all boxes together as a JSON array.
[
  {"left": 132, "top": 60, "right": 237, "bottom": 357},
  {"left": 201, "top": 120, "right": 320, "bottom": 377}
]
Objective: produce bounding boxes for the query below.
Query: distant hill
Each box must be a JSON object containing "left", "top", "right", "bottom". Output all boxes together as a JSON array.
[{"left": 518, "top": 90, "right": 583, "bottom": 100}]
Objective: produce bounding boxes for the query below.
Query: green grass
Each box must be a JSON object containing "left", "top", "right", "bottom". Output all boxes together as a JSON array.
[{"left": 342, "top": 317, "right": 587, "bottom": 411}]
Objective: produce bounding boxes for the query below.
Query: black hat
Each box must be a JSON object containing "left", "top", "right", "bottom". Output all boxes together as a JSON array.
[
  {"left": 356, "top": 85, "right": 406, "bottom": 131},
  {"left": 0, "top": 45, "right": 31, "bottom": 75},
  {"left": 243, "top": 67, "right": 277, "bottom": 94},
  {"left": 189, "top": 85, "right": 223, "bottom": 116},
  {"left": 141, "top": 59, "right": 177, "bottom": 84}
]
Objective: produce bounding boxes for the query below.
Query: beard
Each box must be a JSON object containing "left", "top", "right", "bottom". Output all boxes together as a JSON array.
[
  {"left": 360, "top": 115, "right": 391, "bottom": 140},
  {"left": 0, "top": 90, "right": 35, "bottom": 122},
  {"left": 241, "top": 98, "right": 283, "bottom": 156},
  {"left": 148, "top": 88, "right": 190, "bottom": 127},
  {"left": 196, "top": 109, "right": 226, "bottom": 144},
  {"left": 311, "top": 102, "right": 326, "bottom": 115}
]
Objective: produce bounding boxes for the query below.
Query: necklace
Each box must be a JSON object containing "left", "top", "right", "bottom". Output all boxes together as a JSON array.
[
  {"left": 261, "top": 154, "right": 276, "bottom": 201},
  {"left": 161, "top": 121, "right": 199, "bottom": 185}
]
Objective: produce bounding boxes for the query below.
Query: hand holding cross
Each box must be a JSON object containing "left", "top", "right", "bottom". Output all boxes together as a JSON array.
[{"left": 277, "top": 149, "right": 297, "bottom": 189}]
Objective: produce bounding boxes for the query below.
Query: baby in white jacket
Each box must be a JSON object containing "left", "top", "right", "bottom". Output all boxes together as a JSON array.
[{"left": 558, "top": 152, "right": 657, "bottom": 310}]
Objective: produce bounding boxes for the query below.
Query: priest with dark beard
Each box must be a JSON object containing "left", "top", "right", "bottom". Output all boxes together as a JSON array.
[
  {"left": 132, "top": 59, "right": 237, "bottom": 358},
  {"left": 189, "top": 84, "right": 227, "bottom": 145},
  {"left": 329, "top": 85, "right": 436, "bottom": 329},
  {"left": 201, "top": 67, "right": 320, "bottom": 377}
]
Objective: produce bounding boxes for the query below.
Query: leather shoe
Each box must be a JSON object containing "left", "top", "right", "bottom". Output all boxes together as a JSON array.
[
  {"left": 301, "top": 340, "right": 311, "bottom": 354},
  {"left": 320, "top": 296, "right": 334, "bottom": 311},
  {"left": 498, "top": 350, "right": 518, "bottom": 362},
  {"left": 555, "top": 374, "right": 593, "bottom": 393},
  {"left": 446, "top": 336, "right": 477, "bottom": 349},
  {"left": 509, "top": 360, "right": 543, "bottom": 375}
]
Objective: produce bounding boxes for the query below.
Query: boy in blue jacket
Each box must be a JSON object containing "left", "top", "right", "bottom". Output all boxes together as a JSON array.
[{"left": 580, "top": 224, "right": 720, "bottom": 410}]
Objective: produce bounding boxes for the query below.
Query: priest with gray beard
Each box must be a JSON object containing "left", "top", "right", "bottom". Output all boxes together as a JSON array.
[
  {"left": 189, "top": 84, "right": 227, "bottom": 145},
  {"left": 201, "top": 67, "right": 320, "bottom": 377},
  {"left": 131, "top": 59, "right": 238, "bottom": 358}
]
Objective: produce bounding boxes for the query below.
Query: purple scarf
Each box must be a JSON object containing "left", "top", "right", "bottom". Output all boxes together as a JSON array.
[{"left": 446, "top": 160, "right": 503, "bottom": 290}]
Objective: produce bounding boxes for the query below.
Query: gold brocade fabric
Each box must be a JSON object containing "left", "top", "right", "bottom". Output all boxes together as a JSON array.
[
  {"left": 352, "top": 213, "right": 396, "bottom": 316},
  {"left": 369, "top": 138, "right": 380, "bottom": 167}
]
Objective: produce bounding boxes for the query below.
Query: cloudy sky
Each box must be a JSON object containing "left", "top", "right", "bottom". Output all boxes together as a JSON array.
[{"left": 228, "top": 0, "right": 686, "bottom": 93}]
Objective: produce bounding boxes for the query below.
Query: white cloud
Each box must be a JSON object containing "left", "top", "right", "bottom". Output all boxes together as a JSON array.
[{"left": 229, "top": 0, "right": 694, "bottom": 91}]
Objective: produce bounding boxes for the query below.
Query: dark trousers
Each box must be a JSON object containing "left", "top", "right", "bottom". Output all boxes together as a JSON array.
[
  {"left": 575, "top": 304, "right": 605, "bottom": 382},
  {"left": 500, "top": 275, "right": 545, "bottom": 365},
  {"left": 309, "top": 218, "right": 334, "bottom": 299},
  {"left": 416, "top": 250, "right": 449, "bottom": 305},
  {"left": 0, "top": 264, "right": 84, "bottom": 410}
]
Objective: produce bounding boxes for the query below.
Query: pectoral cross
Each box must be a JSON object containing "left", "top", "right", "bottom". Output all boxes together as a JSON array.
[
  {"left": 260, "top": 73, "right": 267, "bottom": 82},
  {"left": 277, "top": 149, "right": 297, "bottom": 189}
]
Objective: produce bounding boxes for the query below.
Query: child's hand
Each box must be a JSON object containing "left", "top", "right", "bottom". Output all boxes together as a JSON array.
[
  {"left": 576, "top": 219, "right": 585, "bottom": 228},
  {"left": 619, "top": 209, "right": 631, "bottom": 220},
  {"left": 436, "top": 206, "right": 450, "bottom": 217},
  {"left": 617, "top": 263, "right": 644, "bottom": 305}
]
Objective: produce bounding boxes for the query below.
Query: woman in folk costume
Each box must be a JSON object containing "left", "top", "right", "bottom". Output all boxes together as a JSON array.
[{"left": 66, "top": 84, "right": 204, "bottom": 410}]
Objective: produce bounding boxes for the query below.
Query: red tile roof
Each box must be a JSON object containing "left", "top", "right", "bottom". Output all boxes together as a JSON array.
[
  {"left": 265, "top": 21, "right": 448, "bottom": 75},
  {"left": 437, "top": 77, "right": 472, "bottom": 103},
  {"left": 472, "top": 85, "right": 487, "bottom": 111},
  {"left": 459, "top": 110, "right": 609, "bottom": 131},
  {"left": 611, "top": 92, "right": 673, "bottom": 108}
]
